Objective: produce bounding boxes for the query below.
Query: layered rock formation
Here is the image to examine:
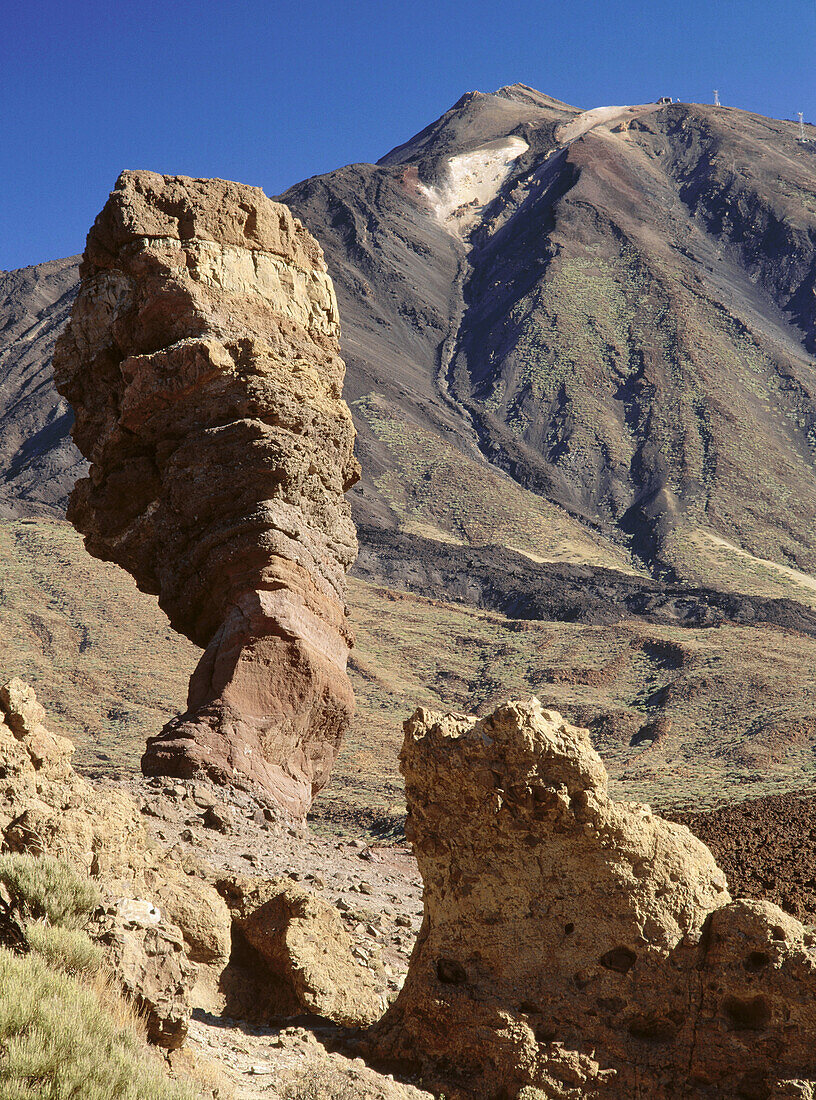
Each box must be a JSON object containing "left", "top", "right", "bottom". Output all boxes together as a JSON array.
[
  {"left": 0, "top": 677, "right": 232, "bottom": 964},
  {"left": 371, "top": 699, "right": 816, "bottom": 1098},
  {"left": 53, "top": 171, "right": 360, "bottom": 816}
]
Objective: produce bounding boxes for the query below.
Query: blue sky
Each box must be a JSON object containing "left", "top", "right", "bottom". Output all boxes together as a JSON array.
[{"left": 2, "top": 0, "right": 814, "bottom": 270}]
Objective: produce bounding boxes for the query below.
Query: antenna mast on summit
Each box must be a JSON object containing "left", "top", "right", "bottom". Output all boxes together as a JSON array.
[
  {"left": 799, "top": 112, "right": 806, "bottom": 141},
  {"left": 713, "top": 89, "right": 720, "bottom": 107}
]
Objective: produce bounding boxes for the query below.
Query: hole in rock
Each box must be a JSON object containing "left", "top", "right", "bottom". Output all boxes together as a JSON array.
[
  {"left": 627, "top": 1013, "right": 677, "bottom": 1042},
  {"left": 722, "top": 994, "right": 772, "bottom": 1031},
  {"left": 599, "top": 946, "right": 637, "bottom": 974},
  {"left": 564, "top": 922, "right": 575, "bottom": 935},
  {"left": 219, "top": 926, "right": 301, "bottom": 1022},
  {"left": 743, "top": 950, "right": 771, "bottom": 972},
  {"left": 436, "top": 957, "right": 467, "bottom": 984}
]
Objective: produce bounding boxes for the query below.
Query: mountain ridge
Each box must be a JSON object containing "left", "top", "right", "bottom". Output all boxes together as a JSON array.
[{"left": 5, "top": 86, "right": 816, "bottom": 610}]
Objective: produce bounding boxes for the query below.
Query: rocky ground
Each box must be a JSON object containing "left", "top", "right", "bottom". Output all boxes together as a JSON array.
[
  {"left": 115, "top": 771, "right": 428, "bottom": 1099},
  {"left": 671, "top": 789, "right": 816, "bottom": 924}
]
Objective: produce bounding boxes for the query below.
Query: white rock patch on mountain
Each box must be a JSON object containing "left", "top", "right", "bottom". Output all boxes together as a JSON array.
[{"left": 418, "top": 135, "right": 529, "bottom": 234}]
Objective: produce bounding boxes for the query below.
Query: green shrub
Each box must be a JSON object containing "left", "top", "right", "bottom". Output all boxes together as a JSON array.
[
  {"left": 26, "top": 922, "right": 103, "bottom": 977},
  {"left": 0, "top": 854, "right": 100, "bottom": 929},
  {"left": 0, "top": 947, "right": 198, "bottom": 1100}
]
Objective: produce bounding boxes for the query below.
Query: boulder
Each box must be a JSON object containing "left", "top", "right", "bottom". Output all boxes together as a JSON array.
[
  {"left": 0, "top": 678, "right": 231, "bottom": 975},
  {"left": 152, "top": 872, "right": 231, "bottom": 966},
  {"left": 220, "top": 875, "right": 384, "bottom": 1027},
  {"left": 92, "top": 899, "right": 195, "bottom": 1049},
  {"left": 53, "top": 170, "right": 360, "bottom": 818},
  {"left": 0, "top": 677, "right": 149, "bottom": 878},
  {"left": 370, "top": 699, "right": 816, "bottom": 1099}
]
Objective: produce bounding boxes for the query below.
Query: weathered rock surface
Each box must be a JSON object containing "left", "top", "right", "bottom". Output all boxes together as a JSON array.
[
  {"left": 0, "top": 676, "right": 231, "bottom": 970},
  {"left": 218, "top": 874, "right": 384, "bottom": 1027},
  {"left": 52, "top": 170, "right": 360, "bottom": 817},
  {"left": 92, "top": 898, "right": 195, "bottom": 1049},
  {"left": 371, "top": 699, "right": 816, "bottom": 1098},
  {"left": 152, "top": 872, "right": 232, "bottom": 967},
  {"left": 0, "top": 676, "right": 149, "bottom": 876}
]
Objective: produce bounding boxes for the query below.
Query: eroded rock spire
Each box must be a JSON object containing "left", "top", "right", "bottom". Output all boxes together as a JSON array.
[
  {"left": 53, "top": 171, "right": 359, "bottom": 817},
  {"left": 371, "top": 698, "right": 816, "bottom": 1098}
]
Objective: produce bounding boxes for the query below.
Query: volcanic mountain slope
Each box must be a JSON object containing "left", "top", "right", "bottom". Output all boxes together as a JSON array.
[
  {"left": 282, "top": 86, "right": 639, "bottom": 575},
  {"left": 0, "top": 257, "right": 84, "bottom": 519},
  {"left": 452, "top": 100, "right": 816, "bottom": 588},
  {"left": 7, "top": 87, "right": 816, "bottom": 604},
  {"left": 285, "top": 88, "right": 816, "bottom": 594},
  {"left": 279, "top": 85, "right": 816, "bottom": 601}
]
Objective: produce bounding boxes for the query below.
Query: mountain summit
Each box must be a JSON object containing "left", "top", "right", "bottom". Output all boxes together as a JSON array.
[
  {"left": 281, "top": 86, "right": 816, "bottom": 599},
  {"left": 6, "top": 85, "right": 816, "bottom": 606}
]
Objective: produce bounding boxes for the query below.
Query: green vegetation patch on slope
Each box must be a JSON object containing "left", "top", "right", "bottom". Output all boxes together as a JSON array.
[
  {"left": 0, "top": 948, "right": 197, "bottom": 1100},
  {"left": 0, "top": 853, "right": 196, "bottom": 1100},
  {"left": 354, "top": 393, "right": 638, "bottom": 573},
  {"left": 0, "top": 854, "right": 100, "bottom": 929}
]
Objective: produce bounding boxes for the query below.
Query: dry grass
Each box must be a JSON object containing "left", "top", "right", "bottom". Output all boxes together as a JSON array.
[
  {"left": 0, "top": 948, "right": 199, "bottom": 1100},
  {"left": 0, "top": 517, "right": 196, "bottom": 780},
  {"left": 0, "top": 852, "right": 222, "bottom": 1099},
  {"left": 320, "top": 578, "right": 816, "bottom": 832},
  {"left": 0, "top": 854, "right": 100, "bottom": 929}
]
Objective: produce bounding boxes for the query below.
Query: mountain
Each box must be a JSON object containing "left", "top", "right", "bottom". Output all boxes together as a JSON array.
[
  {"left": 281, "top": 83, "right": 816, "bottom": 600},
  {"left": 0, "top": 257, "right": 84, "bottom": 518},
  {"left": 7, "top": 86, "right": 816, "bottom": 817}
]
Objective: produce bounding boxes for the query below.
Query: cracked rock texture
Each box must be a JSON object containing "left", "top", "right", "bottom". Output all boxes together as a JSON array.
[
  {"left": 92, "top": 899, "right": 195, "bottom": 1049},
  {"left": 371, "top": 699, "right": 816, "bottom": 1099},
  {"left": 218, "top": 874, "right": 385, "bottom": 1027},
  {"left": 52, "top": 170, "right": 359, "bottom": 817}
]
